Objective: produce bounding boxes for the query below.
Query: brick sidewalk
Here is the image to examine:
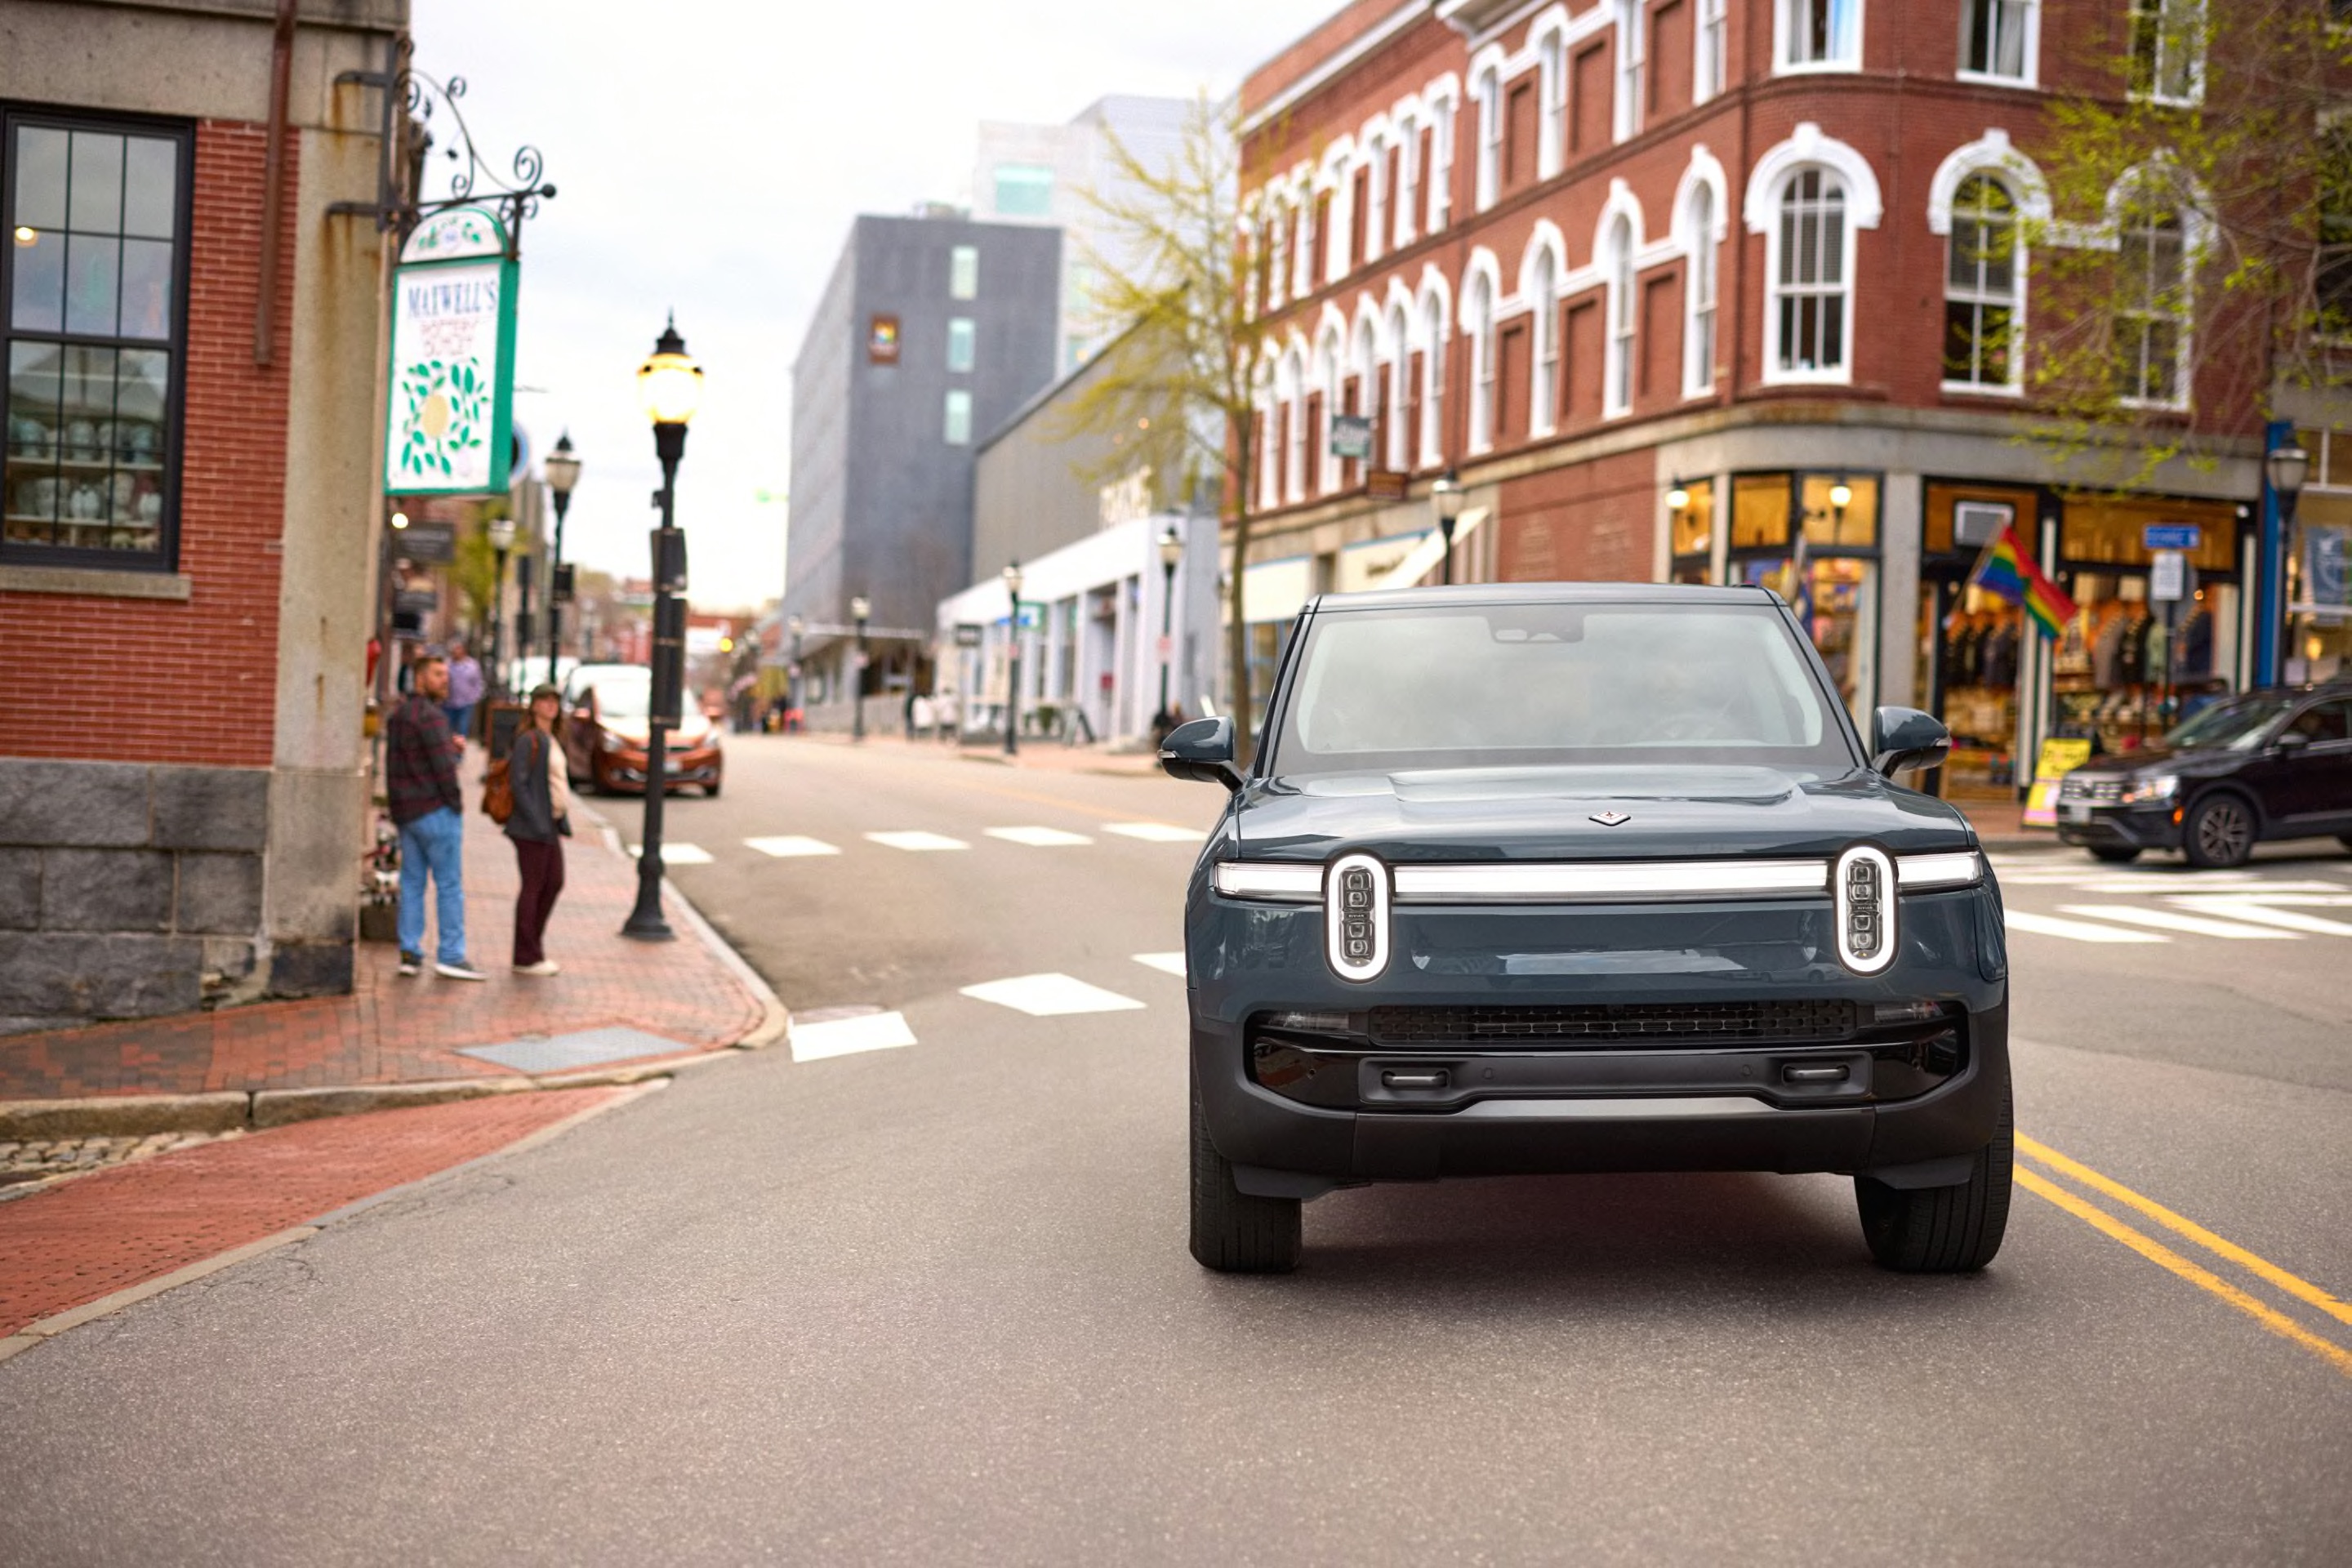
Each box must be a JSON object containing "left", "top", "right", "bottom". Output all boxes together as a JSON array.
[
  {"left": 0, "top": 807, "right": 770, "bottom": 1102},
  {"left": 0, "top": 1087, "right": 629, "bottom": 1339}
]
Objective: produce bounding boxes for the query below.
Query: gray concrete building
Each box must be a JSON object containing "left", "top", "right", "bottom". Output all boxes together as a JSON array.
[{"left": 784, "top": 212, "right": 1060, "bottom": 723}]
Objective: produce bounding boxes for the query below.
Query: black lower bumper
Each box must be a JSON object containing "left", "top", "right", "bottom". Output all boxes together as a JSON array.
[{"left": 2055, "top": 804, "right": 2180, "bottom": 851}]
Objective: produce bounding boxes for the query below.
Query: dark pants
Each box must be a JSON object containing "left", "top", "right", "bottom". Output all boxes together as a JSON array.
[{"left": 511, "top": 835, "right": 566, "bottom": 967}]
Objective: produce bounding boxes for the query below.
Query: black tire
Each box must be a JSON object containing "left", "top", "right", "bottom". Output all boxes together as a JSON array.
[
  {"left": 2087, "top": 845, "right": 2143, "bottom": 864},
  {"left": 1855, "top": 1081, "right": 2013, "bottom": 1273},
  {"left": 1190, "top": 1065, "right": 1301, "bottom": 1274},
  {"left": 2338, "top": 834, "right": 2352, "bottom": 853},
  {"left": 705, "top": 777, "right": 723, "bottom": 798},
  {"left": 2183, "top": 792, "right": 2257, "bottom": 869}
]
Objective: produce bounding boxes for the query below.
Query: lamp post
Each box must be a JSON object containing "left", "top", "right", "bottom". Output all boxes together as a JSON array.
[
  {"left": 2266, "top": 442, "right": 2310, "bottom": 685},
  {"left": 1431, "top": 469, "right": 1464, "bottom": 585},
  {"left": 622, "top": 317, "right": 703, "bottom": 942},
  {"left": 849, "top": 595, "right": 871, "bottom": 742},
  {"left": 487, "top": 515, "right": 516, "bottom": 698},
  {"left": 1003, "top": 560, "right": 1024, "bottom": 757},
  {"left": 1155, "top": 522, "right": 1183, "bottom": 737},
  {"left": 786, "top": 612, "right": 804, "bottom": 731},
  {"left": 541, "top": 431, "right": 581, "bottom": 691}
]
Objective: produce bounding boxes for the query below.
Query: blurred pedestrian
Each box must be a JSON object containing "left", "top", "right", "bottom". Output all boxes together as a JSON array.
[
  {"left": 385, "top": 653, "right": 483, "bottom": 980},
  {"left": 444, "top": 640, "right": 483, "bottom": 740},
  {"left": 505, "top": 683, "right": 572, "bottom": 975}
]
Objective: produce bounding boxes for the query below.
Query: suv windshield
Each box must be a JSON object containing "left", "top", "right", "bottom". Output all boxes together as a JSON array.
[
  {"left": 2163, "top": 693, "right": 2296, "bottom": 752},
  {"left": 1270, "top": 601, "right": 1860, "bottom": 776}
]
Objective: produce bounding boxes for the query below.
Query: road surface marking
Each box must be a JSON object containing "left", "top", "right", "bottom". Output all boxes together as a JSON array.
[
  {"left": 865, "top": 831, "right": 970, "bottom": 853},
  {"left": 627, "top": 842, "right": 713, "bottom": 866},
  {"left": 2016, "top": 1133, "right": 2352, "bottom": 1332},
  {"left": 745, "top": 835, "right": 842, "bottom": 858},
  {"left": 790, "top": 1010, "right": 917, "bottom": 1062},
  {"left": 2165, "top": 897, "right": 2352, "bottom": 937},
  {"left": 1105, "top": 822, "right": 1205, "bottom": 843},
  {"left": 2058, "top": 904, "right": 2300, "bottom": 940},
  {"left": 2014, "top": 1167, "right": 2352, "bottom": 1381},
  {"left": 1132, "top": 952, "right": 1187, "bottom": 976},
  {"left": 960, "top": 973, "right": 1148, "bottom": 1017},
  {"left": 2002, "top": 911, "right": 2168, "bottom": 944},
  {"left": 985, "top": 826, "right": 1095, "bottom": 847},
  {"left": 940, "top": 775, "right": 1209, "bottom": 835}
]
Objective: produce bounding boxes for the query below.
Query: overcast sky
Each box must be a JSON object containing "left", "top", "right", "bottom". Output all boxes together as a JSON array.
[{"left": 406, "top": 0, "right": 1335, "bottom": 611}]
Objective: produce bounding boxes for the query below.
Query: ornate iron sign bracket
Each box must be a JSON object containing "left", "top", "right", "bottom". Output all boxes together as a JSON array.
[{"left": 330, "top": 36, "right": 555, "bottom": 259}]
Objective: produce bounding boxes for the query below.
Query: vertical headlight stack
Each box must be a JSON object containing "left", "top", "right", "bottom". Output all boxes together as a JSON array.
[
  {"left": 1834, "top": 845, "right": 1896, "bottom": 974},
  {"left": 1325, "top": 853, "right": 1390, "bottom": 982}
]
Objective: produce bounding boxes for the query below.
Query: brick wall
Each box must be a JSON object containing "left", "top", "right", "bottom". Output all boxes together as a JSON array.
[{"left": 0, "top": 118, "right": 296, "bottom": 767}]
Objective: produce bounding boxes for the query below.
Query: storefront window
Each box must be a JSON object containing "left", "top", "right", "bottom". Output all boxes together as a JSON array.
[
  {"left": 1919, "top": 483, "right": 2044, "bottom": 800},
  {"left": 1728, "top": 470, "right": 1881, "bottom": 722},
  {"left": 2282, "top": 430, "right": 2351, "bottom": 684},
  {"left": 1668, "top": 478, "right": 1715, "bottom": 583},
  {"left": 2051, "top": 493, "right": 2242, "bottom": 751}
]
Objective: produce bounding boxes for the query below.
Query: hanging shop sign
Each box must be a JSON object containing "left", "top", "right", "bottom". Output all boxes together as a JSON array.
[
  {"left": 396, "top": 519, "right": 457, "bottom": 563},
  {"left": 2302, "top": 527, "right": 2350, "bottom": 614},
  {"left": 1329, "top": 414, "right": 1375, "bottom": 461},
  {"left": 383, "top": 207, "right": 519, "bottom": 497}
]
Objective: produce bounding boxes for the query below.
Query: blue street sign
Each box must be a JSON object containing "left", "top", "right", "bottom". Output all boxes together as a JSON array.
[{"left": 2143, "top": 523, "right": 2202, "bottom": 550}]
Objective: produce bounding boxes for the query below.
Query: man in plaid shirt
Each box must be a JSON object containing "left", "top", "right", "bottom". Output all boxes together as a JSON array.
[{"left": 385, "top": 653, "right": 484, "bottom": 979}]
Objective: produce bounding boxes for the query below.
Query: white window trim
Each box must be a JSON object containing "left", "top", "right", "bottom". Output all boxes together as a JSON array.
[
  {"left": 1385, "top": 296, "right": 1414, "bottom": 470},
  {"left": 1940, "top": 174, "right": 2027, "bottom": 397},
  {"left": 1420, "top": 289, "right": 1450, "bottom": 467},
  {"left": 1426, "top": 77, "right": 1459, "bottom": 234},
  {"left": 2129, "top": 0, "right": 2207, "bottom": 109},
  {"left": 1774, "top": 0, "right": 1866, "bottom": 77},
  {"left": 1472, "top": 60, "right": 1503, "bottom": 212},
  {"left": 1459, "top": 255, "right": 1500, "bottom": 455},
  {"left": 1695, "top": 0, "right": 1731, "bottom": 104},
  {"left": 2108, "top": 172, "right": 2201, "bottom": 413},
  {"left": 1744, "top": 124, "right": 1884, "bottom": 389},
  {"left": 1537, "top": 29, "right": 1566, "bottom": 180},
  {"left": 1392, "top": 105, "right": 1421, "bottom": 248},
  {"left": 1681, "top": 190, "right": 1722, "bottom": 399},
  {"left": 1955, "top": 0, "right": 2040, "bottom": 89},
  {"left": 1521, "top": 236, "right": 1563, "bottom": 436},
  {"left": 1615, "top": 0, "right": 1646, "bottom": 144},
  {"left": 1363, "top": 127, "right": 1389, "bottom": 267},
  {"left": 1602, "top": 217, "right": 1637, "bottom": 418}
]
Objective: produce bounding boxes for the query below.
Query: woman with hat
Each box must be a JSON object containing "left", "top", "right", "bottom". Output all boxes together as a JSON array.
[{"left": 506, "top": 684, "right": 572, "bottom": 975}]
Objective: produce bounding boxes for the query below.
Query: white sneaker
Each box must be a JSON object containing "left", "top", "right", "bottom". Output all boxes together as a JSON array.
[
  {"left": 434, "top": 960, "right": 488, "bottom": 981},
  {"left": 514, "top": 959, "right": 562, "bottom": 976}
]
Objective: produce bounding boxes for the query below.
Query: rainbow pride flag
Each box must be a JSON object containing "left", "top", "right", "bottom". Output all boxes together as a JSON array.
[{"left": 1971, "top": 524, "right": 2078, "bottom": 639}]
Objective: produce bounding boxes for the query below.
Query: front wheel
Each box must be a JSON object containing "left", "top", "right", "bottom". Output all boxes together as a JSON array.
[
  {"left": 2183, "top": 793, "right": 2256, "bottom": 869},
  {"left": 1190, "top": 1065, "right": 1300, "bottom": 1274},
  {"left": 2087, "top": 845, "right": 2143, "bottom": 864},
  {"left": 1855, "top": 1082, "right": 2013, "bottom": 1273}
]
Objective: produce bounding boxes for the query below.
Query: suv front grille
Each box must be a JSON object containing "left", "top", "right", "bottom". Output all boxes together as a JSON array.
[
  {"left": 1365, "top": 1000, "right": 1861, "bottom": 1047},
  {"left": 2058, "top": 775, "right": 2123, "bottom": 804}
]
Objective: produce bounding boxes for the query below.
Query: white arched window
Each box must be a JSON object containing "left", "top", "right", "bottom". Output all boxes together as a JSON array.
[
  {"left": 1393, "top": 110, "right": 1419, "bottom": 247},
  {"left": 1615, "top": 0, "right": 1646, "bottom": 141},
  {"left": 1421, "top": 294, "right": 1448, "bottom": 465},
  {"left": 1464, "top": 270, "right": 1495, "bottom": 452},
  {"left": 1530, "top": 250, "right": 1559, "bottom": 434},
  {"left": 1685, "top": 183, "right": 1719, "bottom": 397},
  {"left": 1539, "top": 33, "right": 1566, "bottom": 178},
  {"left": 1604, "top": 218, "right": 1637, "bottom": 416},
  {"left": 1316, "top": 327, "right": 1343, "bottom": 493},
  {"left": 1386, "top": 304, "right": 1413, "bottom": 470},
  {"left": 1944, "top": 173, "right": 2020, "bottom": 390},
  {"left": 2115, "top": 192, "right": 2189, "bottom": 406},
  {"left": 1770, "top": 167, "right": 1851, "bottom": 380},
  {"left": 1364, "top": 136, "right": 1388, "bottom": 265},
  {"left": 1697, "top": 0, "right": 1730, "bottom": 101},
  {"left": 1473, "top": 67, "right": 1502, "bottom": 210},
  {"left": 1280, "top": 348, "right": 1307, "bottom": 503},
  {"left": 1428, "top": 90, "right": 1458, "bottom": 231}
]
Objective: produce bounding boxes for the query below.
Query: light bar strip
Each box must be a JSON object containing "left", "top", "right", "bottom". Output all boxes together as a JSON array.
[
  {"left": 1894, "top": 852, "right": 1984, "bottom": 890},
  {"left": 1212, "top": 862, "right": 1324, "bottom": 901},
  {"left": 1392, "top": 860, "right": 1829, "bottom": 903}
]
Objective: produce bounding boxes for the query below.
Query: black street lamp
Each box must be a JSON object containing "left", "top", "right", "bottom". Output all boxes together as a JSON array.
[
  {"left": 849, "top": 595, "right": 871, "bottom": 741},
  {"left": 622, "top": 317, "right": 703, "bottom": 943},
  {"left": 1432, "top": 469, "right": 1464, "bottom": 585},
  {"left": 541, "top": 430, "right": 581, "bottom": 692},
  {"left": 1003, "top": 560, "right": 1024, "bottom": 757},
  {"left": 1155, "top": 522, "right": 1183, "bottom": 737},
  {"left": 487, "top": 515, "right": 517, "bottom": 699},
  {"left": 786, "top": 612, "right": 804, "bottom": 730}
]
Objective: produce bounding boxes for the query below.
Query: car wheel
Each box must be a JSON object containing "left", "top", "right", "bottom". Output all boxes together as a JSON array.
[
  {"left": 1854, "top": 1081, "right": 2012, "bottom": 1274},
  {"left": 704, "top": 777, "right": 723, "bottom": 798},
  {"left": 2183, "top": 793, "right": 2256, "bottom": 869},
  {"left": 2087, "top": 845, "right": 2143, "bottom": 864},
  {"left": 1190, "top": 1063, "right": 1301, "bottom": 1274}
]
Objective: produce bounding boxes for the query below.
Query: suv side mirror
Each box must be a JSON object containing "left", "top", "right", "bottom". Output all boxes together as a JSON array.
[
  {"left": 1871, "top": 706, "right": 1951, "bottom": 777},
  {"left": 1160, "top": 715, "right": 1243, "bottom": 793}
]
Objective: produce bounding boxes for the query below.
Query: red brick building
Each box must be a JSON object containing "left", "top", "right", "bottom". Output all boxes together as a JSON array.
[
  {"left": 2, "top": 1, "right": 407, "bottom": 1030},
  {"left": 1236, "top": 0, "right": 2270, "bottom": 807}
]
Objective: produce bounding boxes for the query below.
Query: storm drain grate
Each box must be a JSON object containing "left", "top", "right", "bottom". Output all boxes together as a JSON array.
[{"left": 457, "top": 1027, "right": 693, "bottom": 1074}]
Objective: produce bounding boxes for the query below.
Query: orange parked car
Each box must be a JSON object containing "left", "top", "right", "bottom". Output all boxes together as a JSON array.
[{"left": 559, "top": 663, "right": 724, "bottom": 796}]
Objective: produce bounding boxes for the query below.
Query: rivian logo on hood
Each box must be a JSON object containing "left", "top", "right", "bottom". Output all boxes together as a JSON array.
[{"left": 1589, "top": 809, "right": 1632, "bottom": 826}]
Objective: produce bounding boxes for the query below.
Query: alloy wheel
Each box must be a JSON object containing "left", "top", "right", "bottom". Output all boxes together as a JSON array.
[{"left": 2192, "top": 798, "right": 2253, "bottom": 867}]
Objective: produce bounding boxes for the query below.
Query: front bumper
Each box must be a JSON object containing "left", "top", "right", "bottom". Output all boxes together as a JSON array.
[
  {"left": 1187, "top": 887, "right": 2009, "bottom": 1188},
  {"left": 2054, "top": 802, "right": 2180, "bottom": 852},
  {"left": 601, "top": 749, "right": 723, "bottom": 791}
]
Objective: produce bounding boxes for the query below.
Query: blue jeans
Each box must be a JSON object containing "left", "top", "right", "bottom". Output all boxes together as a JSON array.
[
  {"left": 443, "top": 703, "right": 474, "bottom": 740},
  {"left": 396, "top": 806, "right": 467, "bottom": 964}
]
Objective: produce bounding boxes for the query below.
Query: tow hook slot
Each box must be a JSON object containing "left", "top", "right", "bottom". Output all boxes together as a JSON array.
[
  {"left": 1382, "top": 1068, "right": 1450, "bottom": 1090},
  {"left": 1782, "top": 1063, "right": 1851, "bottom": 1085}
]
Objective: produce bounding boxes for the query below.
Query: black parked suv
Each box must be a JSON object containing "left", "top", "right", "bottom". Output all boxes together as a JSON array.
[
  {"left": 2055, "top": 683, "right": 2352, "bottom": 866},
  {"left": 1161, "top": 585, "right": 2011, "bottom": 1276}
]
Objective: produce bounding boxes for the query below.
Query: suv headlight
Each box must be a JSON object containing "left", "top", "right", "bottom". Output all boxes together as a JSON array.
[
  {"left": 2121, "top": 773, "right": 2177, "bottom": 805},
  {"left": 599, "top": 731, "right": 629, "bottom": 753}
]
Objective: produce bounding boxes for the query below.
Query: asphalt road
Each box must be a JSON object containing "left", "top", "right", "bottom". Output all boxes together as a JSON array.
[{"left": 4, "top": 735, "right": 2350, "bottom": 1564}]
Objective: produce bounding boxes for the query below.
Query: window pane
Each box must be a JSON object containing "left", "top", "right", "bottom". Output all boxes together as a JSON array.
[
  {"left": 6, "top": 341, "right": 65, "bottom": 543},
  {"left": 1994, "top": 2, "right": 2028, "bottom": 74},
  {"left": 68, "top": 131, "right": 124, "bottom": 234},
  {"left": 992, "top": 164, "right": 1054, "bottom": 218},
  {"left": 947, "top": 316, "right": 975, "bottom": 372},
  {"left": 944, "top": 389, "right": 972, "bottom": 445},
  {"left": 118, "top": 238, "right": 172, "bottom": 340},
  {"left": 65, "top": 232, "right": 120, "bottom": 335},
  {"left": 121, "top": 137, "right": 177, "bottom": 239},
  {"left": 11, "top": 127, "right": 69, "bottom": 230},
  {"left": 10, "top": 225, "right": 65, "bottom": 332},
  {"left": 949, "top": 245, "right": 978, "bottom": 300}
]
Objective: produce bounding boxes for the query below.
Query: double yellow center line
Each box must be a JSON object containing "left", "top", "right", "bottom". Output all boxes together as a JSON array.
[{"left": 2016, "top": 1132, "right": 2352, "bottom": 1379}]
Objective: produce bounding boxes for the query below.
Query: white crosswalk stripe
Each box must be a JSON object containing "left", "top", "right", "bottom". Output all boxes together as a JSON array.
[
  {"left": 744, "top": 835, "right": 841, "bottom": 858},
  {"left": 790, "top": 1009, "right": 917, "bottom": 1062},
  {"left": 1103, "top": 822, "right": 1205, "bottom": 843},
  {"left": 2058, "top": 904, "right": 2300, "bottom": 941},
  {"left": 985, "top": 826, "right": 1094, "bottom": 847},
  {"left": 627, "top": 842, "right": 713, "bottom": 865},
  {"left": 865, "top": 831, "right": 969, "bottom": 853},
  {"left": 1132, "top": 952, "right": 1187, "bottom": 977},
  {"left": 2166, "top": 897, "right": 2352, "bottom": 937},
  {"left": 960, "top": 973, "right": 1148, "bottom": 1017},
  {"left": 2004, "top": 910, "right": 2169, "bottom": 944}
]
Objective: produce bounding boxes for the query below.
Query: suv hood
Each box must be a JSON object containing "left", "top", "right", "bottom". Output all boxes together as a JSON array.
[{"left": 1236, "top": 765, "right": 1972, "bottom": 862}]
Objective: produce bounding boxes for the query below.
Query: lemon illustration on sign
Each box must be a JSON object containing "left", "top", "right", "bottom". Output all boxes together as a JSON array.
[
  {"left": 397, "top": 356, "right": 490, "bottom": 480},
  {"left": 418, "top": 390, "right": 452, "bottom": 442}
]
